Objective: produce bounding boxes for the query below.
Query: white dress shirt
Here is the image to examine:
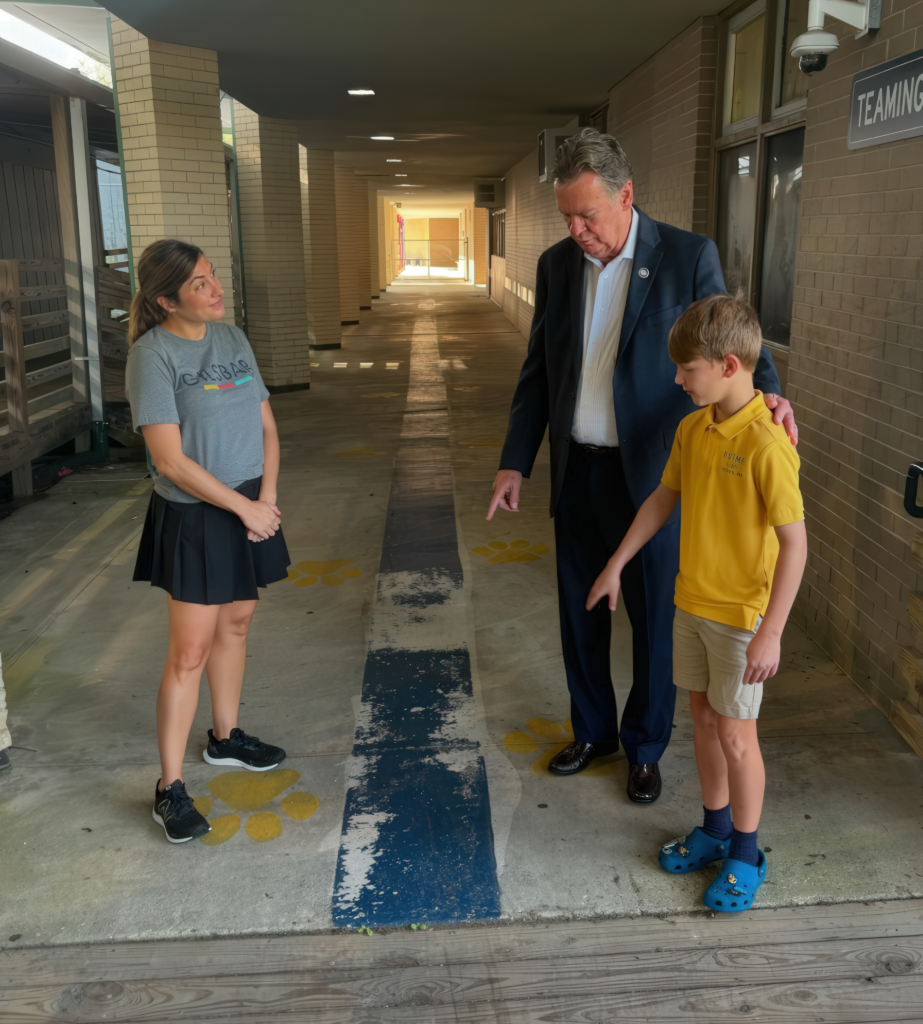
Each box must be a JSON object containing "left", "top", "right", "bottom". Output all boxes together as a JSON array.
[{"left": 571, "top": 208, "right": 639, "bottom": 447}]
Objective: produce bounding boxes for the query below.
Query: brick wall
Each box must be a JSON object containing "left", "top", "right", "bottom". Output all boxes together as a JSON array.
[
  {"left": 606, "top": 17, "right": 717, "bottom": 234},
  {"left": 787, "top": 2, "right": 923, "bottom": 730},
  {"left": 334, "top": 166, "right": 361, "bottom": 323},
  {"left": 300, "top": 148, "right": 341, "bottom": 349},
  {"left": 474, "top": 206, "right": 487, "bottom": 285},
  {"left": 233, "top": 105, "right": 309, "bottom": 391},
  {"left": 499, "top": 148, "right": 568, "bottom": 338},
  {"left": 377, "top": 195, "right": 387, "bottom": 290},
  {"left": 368, "top": 189, "right": 380, "bottom": 301},
  {"left": 109, "top": 19, "right": 233, "bottom": 321}
]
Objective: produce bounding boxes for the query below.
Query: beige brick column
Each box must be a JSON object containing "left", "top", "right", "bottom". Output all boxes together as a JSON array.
[
  {"left": 110, "top": 19, "right": 233, "bottom": 317},
  {"left": 334, "top": 165, "right": 361, "bottom": 323},
  {"left": 299, "top": 148, "right": 341, "bottom": 350},
  {"left": 377, "top": 195, "right": 387, "bottom": 291},
  {"left": 233, "top": 104, "right": 309, "bottom": 392},
  {"left": 474, "top": 207, "right": 487, "bottom": 285},
  {"left": 368, "top": 188, "right": 380, "bottom": 301}
]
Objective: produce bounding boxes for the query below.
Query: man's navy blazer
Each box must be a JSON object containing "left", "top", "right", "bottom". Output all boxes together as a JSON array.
[{"left": 499, "top": 209, "right": 781, "bottom": 516}]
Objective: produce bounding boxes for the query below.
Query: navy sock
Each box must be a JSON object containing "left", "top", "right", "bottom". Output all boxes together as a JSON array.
[
  {"left": 729, "top": 828, "right": 759, "bottom": 867},
  {"left": 700, "top": 804, "right": 732, "bottom": 841}
]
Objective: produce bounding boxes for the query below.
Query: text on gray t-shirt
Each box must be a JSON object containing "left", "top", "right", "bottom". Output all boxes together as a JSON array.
[{"left": 125, "top": 322, "right": 270, "bottom": 503}]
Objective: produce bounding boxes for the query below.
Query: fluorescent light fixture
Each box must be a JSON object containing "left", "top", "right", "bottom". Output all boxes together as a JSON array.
[
  {"left": 395, "top": 173, "right": 407, "bottom": 176},
  {"left": 397, "top": 184, "right": 420, "bottom": 187},
  {"left": 386, "top": 159, "right": 402, "bottom": 163},
  {"left": 348, "top": 89, "right": 375, "bottom": 95},
  {"left": 371, "top": 135, "right": 394, "bottom": 141}
]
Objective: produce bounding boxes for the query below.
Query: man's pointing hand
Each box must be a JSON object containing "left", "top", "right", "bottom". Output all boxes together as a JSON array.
[{"left": 487, "top": 470, "right": 523, "bottom": 520}]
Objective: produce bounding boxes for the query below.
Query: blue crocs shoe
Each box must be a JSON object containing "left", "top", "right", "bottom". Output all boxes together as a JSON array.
[
  {"left": 659, "top": 827, "right": 729, "bottom": 874},
  {"left": 702, "top": 851, "right": 768, "bottom": 913}
]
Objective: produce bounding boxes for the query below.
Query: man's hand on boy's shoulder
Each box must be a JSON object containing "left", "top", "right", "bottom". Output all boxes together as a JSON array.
[
  {"left": 743, "top": 626, "right": 781, "bottom": 686},
  {"left": 763, "top": 393, "right": 798, "bottom": 446}
]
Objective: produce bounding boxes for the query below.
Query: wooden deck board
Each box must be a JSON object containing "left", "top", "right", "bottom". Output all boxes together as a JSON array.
[{"left": 1, "top": 900, "right": 922, "bottom": 1023}]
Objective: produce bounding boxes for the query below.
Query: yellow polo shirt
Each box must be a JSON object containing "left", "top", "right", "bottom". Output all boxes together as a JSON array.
[{"left": 661, "top": 392, "right": 803, "bottom": 630}]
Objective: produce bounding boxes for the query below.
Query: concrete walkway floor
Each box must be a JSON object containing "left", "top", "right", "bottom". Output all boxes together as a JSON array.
[{"left": 1, "top": 282, "right": 922, "bottom": 949}]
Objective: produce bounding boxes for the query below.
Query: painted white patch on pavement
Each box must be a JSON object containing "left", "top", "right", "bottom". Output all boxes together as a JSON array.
[{"left": 334, "top": 811, "right": 395, "bottom": 908}]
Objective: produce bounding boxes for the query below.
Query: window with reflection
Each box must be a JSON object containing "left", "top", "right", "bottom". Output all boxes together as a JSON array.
[
  {"left": 731, "top": 17, "right": 765, "bottom": 123},
  {"left": 777, "top": 0, "right": 810, "bottom": 110},
  {"left": 759, "top": 128, "right": 804, "bottom": 345},
  {"left": 717, "top": 142, "right": 758, "bottom": 298}
]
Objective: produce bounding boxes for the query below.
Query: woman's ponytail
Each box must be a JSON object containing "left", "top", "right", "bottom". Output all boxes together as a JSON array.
[{"left": 128, "top": 239, "right": 204, "bottom": 346}]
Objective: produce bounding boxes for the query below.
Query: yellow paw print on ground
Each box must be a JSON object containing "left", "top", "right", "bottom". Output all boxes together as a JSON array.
[
  {"left": 286, "top": 559, "right": 362, "bottom": 588},
  {"left": 504, "top": 718, "right": 620, "bottom": 777},
  {"left": 473, "top": 539, "right": 550, "bottom": 564},
  {"left": 194, "top": 769, "right": 319, "bottom": 846}
]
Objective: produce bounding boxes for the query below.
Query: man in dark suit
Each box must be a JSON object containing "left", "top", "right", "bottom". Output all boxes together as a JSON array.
[{"left": 487, "top": 129, "right": 795, "bottom": 803}]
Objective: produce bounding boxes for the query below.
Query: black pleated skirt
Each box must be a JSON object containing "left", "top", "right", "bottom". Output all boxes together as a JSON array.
[{"left": 133, "top": 477, "right": 291, "bottom": 605}]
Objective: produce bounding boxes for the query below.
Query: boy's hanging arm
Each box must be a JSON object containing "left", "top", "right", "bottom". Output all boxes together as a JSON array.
[
  {"left": 585, "top": 483, "right": 680, "bottom": 612},
  {"left": 742, "top": 520, "right": 808, "bottom": 686}
]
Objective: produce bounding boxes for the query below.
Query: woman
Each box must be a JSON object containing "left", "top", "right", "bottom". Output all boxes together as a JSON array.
[{"left": 126, "top": 239, "right": 290, "bottom": 844}]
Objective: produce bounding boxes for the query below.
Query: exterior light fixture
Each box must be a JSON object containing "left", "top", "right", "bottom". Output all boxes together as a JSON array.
[
  {"left": 371, "top": 135, "right": 394, "bottom": 141},
  {"left": 348, "top": 89, "right": 375, "bottom": 95}
]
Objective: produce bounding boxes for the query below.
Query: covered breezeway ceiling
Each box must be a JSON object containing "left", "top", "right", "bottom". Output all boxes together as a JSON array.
[{"left": 104, "top": 0, "right": 728, "bottom": 183}]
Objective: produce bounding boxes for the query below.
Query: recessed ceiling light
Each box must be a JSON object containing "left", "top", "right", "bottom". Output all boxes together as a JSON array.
[
  {"left": 348, "top": 89, "right": 375, "bottom": 95},
  {"left": 386, "top": 159, "right": 401, "bottom": 163},
  {"left": 371, "top": 135, "right": 394, "bottom": 141}
]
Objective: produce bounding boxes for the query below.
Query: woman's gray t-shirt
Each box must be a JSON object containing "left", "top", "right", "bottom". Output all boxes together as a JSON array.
[{"left": 125, "top": 322, "right": 270, "bottom": 503}]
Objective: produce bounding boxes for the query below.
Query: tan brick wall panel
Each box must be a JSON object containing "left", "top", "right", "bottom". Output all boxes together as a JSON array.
[
  {"left": 300, "top": 148, "right": 341, "bottom": 349},
  {"left": 110, "top": 18, "right": 234, "bottom": 322},
  {"left": 474, "top": 207, "right": 487, "bottom": 285},
  {"left": 233, "top": 104, "right": 309, "bottom": 389},
  {"left": 368, "top": 189, "right": 380, "bottom": 300},
  {"left": 788, "top": 4, "right": 923, "bottom": 718},
  {"left": 334, "top": 166, "right": 362, "bottom": 322},
  {"left": 606, "top": 17, "right": 718, "bottom": 234}
]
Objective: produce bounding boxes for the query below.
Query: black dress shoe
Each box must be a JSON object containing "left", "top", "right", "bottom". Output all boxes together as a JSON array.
[
  {"left": 548, "top": 739, "right": 619, "bottom": 775},
  {"left": 627, "top": 762, "right": 662, "bottom": 803}
]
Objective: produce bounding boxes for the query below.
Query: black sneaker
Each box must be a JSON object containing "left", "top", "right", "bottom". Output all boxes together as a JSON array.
[
  {"left": 152, "top": 779, "right": 211, "bottom": 844},
  {"left": 203, "top": 728, "right": 286, "bottom": 771}
]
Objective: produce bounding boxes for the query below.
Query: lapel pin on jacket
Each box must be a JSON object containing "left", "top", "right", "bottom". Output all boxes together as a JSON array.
[{"left": 638, "top": 267, "right": 649, "bottom": 278}]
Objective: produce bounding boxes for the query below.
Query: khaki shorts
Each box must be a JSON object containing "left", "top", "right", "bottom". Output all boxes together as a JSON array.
[{"left": 672, "top": 607, "right": 763, "bottom": 720}]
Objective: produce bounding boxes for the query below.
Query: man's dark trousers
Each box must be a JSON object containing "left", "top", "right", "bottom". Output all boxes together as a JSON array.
[{"left": 554, "top": 444, "right": 679, "bottom": 765}]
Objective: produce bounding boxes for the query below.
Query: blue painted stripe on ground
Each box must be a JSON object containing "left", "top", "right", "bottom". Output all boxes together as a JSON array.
[{"left": 331, "top": 311, "right": 501, "bottom": 928}]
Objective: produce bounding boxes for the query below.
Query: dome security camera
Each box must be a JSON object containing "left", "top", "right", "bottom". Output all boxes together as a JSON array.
[
  {"left": 790, "top": 27, "right": 840, "bottom": 74},
  {"left": 789, "top": 1, "right": 878, "bottom": 75}
]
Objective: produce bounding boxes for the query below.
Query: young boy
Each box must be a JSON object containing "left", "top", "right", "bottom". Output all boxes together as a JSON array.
[{"left": 586, "top": 293, "right": 806, "bottom": 912}]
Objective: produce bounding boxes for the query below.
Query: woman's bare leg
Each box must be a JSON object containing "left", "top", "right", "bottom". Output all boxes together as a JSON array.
[
  {"left": 157, "top": 596, "right": 221, "bottom": 787},
  {"left": 204, "top": 599, "right": 257, "bottom": 741}
]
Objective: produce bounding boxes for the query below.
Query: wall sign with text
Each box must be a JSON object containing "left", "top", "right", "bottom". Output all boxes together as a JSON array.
[{"left": 849, "top": 49, "right": 923, "bottom": 149}]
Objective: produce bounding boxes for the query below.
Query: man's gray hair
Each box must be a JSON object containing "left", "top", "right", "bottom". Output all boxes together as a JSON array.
[{"left": 553, "top": 128, "right": 632, "bottom": 195}]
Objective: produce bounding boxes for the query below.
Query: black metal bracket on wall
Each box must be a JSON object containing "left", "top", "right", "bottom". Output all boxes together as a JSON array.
[{"left": 905, "top": 463, "right": 923, "bottom": 518}]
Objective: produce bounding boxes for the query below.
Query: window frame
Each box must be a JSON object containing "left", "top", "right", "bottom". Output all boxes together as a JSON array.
[
  {"left": 722, "top": 0, "right": 768, "bottom": 135},
  {"left": 770, "top": 0, "right": 810, "bottom": 120},
  {"left": 710, "top": 0, "right": 807, "bottom": 354}
]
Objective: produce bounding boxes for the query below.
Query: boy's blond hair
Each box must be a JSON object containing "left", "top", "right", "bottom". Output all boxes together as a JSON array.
[{"left": 668, "top": 292, "right": 762, "bottom": 372}]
